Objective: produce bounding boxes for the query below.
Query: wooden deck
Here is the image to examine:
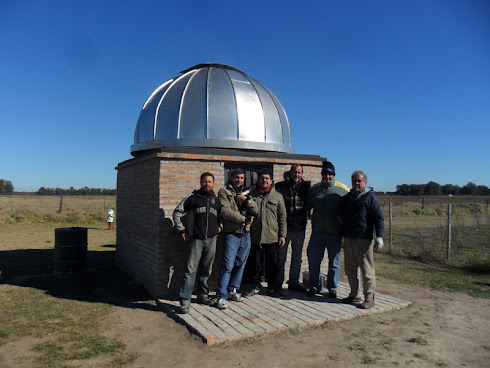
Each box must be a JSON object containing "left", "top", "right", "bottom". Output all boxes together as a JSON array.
[{"left": 157, "top": 282, "right": 411, "bottom": 345}]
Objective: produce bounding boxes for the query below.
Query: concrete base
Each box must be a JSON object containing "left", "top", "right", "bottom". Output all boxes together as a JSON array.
[{"left": 156, "top": 282, "right": 410, "bottom": 345}]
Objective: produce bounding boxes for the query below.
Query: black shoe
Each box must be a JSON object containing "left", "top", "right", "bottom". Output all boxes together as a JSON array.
[
  {"left": 327, "top": 290, "right": 337, "bottom": 299},
  {"left": 306, "top": 288, "right": 318, "bottom": 297},
  {"left": 288, "top": 284, "right": 307, "bottom": 293},
  {"left": 267, "top": 288, "right": 283, "bottom": 298},
  {"left": 341, "top": 295, "right": 363, "bottom": 304},
  {"left": 196, "top": 294, "right": 216, "bottom": 306},
  {"left": 243, "top": 286, "right": 260, "bottom": 297}
]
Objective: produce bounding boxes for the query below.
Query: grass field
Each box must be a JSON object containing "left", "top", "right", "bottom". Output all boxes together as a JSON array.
[
  {"left": 0, "top": 195, "right": 489, "bottom": 367},
  {"left": 0, "top": 195, "right": 116, "bottom": 215}
]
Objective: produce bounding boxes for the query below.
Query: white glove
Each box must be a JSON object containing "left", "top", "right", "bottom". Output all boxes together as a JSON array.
[{"left": 374, "top": 237, "right": 384, "bottom": 252}]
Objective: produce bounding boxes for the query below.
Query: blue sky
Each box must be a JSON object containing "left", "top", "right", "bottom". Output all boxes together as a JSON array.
[{"left": 1, "top": 0, "right": 489, "bottom": 192}]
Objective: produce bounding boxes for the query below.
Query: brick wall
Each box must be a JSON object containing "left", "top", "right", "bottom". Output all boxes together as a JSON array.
[{"left": 116, "top": 151, "right": 339, "bottom": 298}]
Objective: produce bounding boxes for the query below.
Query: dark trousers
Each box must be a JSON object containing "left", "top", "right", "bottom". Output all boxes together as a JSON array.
[
  {"left": 262, "top": 243, "right": 281, "bottom": 290},
  {"left": 242, "top": 243, "right": 281, "bottom": 290},
  {"left": 242, "top": 243, "right": 264, "bottom": 288}
]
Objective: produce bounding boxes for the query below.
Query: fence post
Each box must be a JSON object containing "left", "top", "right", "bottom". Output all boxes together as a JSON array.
[
  {"left": 422, "top": 197, "right": 425, "bottom": 210},
  {"left": 10, "top": 195, "right": 14, "bottom": 213},
  {"left": 389, "top": 203, "right": 393, "bottom": 252},
  {"left": 58, "top": 195, "right": 63, "bottom": 214},
  {"left": 104, "top": 198, "right": 106, "bottom": 212},
  {"left": 401, "top": 200, "right": 404, "bottom": 212},
  {"left": 447, "top": 203, "right": 451, "bottom": 260}
]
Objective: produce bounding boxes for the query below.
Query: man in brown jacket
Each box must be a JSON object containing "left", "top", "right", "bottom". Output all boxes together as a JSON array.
[
  {"left": 215, "top": 169, "right": 258, "bottom": 310},
  {"left": 242, "top": 169, "right": 287, "bottom": 298}
]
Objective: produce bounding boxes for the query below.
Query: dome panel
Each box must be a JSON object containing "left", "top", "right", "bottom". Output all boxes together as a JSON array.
[
  {"left": 155, "top": 73, "right": 193, "bottom": 141},
  {"left": 226, "top": 69, "right": 265, "bottom": 142},
  {"left": 179, "top": 68, "right": 208, "bottom": 139},
  {"left": 252, "top": 79, "right": 283, "bottom": 144},
  {"left": 134, "top": 80, "right": 172, "bottom": 143},
  {"left": 207, "top": 67, "right": 238, "bottom": 139},
  {"left": 131, "top": 63, "right": 294, "bottom": 155},
  {"left": 262, "top": 82, "right": 292, "bottom": 146}
]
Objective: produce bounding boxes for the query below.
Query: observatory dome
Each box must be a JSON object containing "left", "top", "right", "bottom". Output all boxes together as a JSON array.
[{"left": 131, "top": 63, "right": 293, "bottom": 155}]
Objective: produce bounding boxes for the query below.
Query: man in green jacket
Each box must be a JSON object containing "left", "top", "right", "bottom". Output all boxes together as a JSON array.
[
  {"left": 242, "top": 169, "right": 287, "bottom": 298},
  {"left": 307, "top": 160, "right": 349, "bottom": 298}
]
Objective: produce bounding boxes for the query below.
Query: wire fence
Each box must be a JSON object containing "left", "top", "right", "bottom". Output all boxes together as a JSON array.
[
  {"left": 1, "top": 194, "right": 488, "bottom": 267},
  {"left": 379, "top": 196, "right": 490, "bottom": 267}
]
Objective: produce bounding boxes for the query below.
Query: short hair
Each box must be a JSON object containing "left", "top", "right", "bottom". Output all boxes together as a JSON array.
[
  {"left": 200, "top": 172, "right": 214, "bottom": 181},
  {"left": 230, "top": 168, "right": 245, "bottom": 179},
  {"left": 290, "top": 164, "right": 303, "bottom": 172},
  {"left": 351, "top": 170, "right": 367, "bottom": 183},
  {"left": 257, "top": 168, "right": 273, "bottom": 179}
]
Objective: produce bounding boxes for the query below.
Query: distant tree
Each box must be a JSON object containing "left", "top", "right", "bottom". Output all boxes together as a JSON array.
[
  {"left": 442, "top": 184, "right": 460, "bottom": 195},
  {"left": 0, "top": 179, "right": 14, "bottom": 195},
  {"left": 477, "top": 185, "right": 490, "bottom": 195},
  {"left": 409, "top": 184, "right": 423, "bottom": 195},
  {"left": 423, "top": 181, "right": 442, "bottom": 195},
  {"left": 396, "top": 184, "right": 410, "bottom": 195},
  {"left": 460, "top": 182, "right": 479, "bottom": 195}
]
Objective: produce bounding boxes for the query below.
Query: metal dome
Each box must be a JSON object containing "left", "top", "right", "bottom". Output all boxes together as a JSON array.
[{"left": 131, "top": 63, "right": 293, "bottom": 155}]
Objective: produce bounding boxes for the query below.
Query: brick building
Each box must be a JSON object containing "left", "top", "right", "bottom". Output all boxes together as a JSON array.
[{"left": 116, "top": 64, "right": 327, "bottom": 298}]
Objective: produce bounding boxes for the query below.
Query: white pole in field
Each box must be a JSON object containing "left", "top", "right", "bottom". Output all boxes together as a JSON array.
[
  {"left": 389, "top": 203, "right": 393, "bottom": 251},
  {"left": 447, "top": 204, "right": 452, "bottom": 260}
]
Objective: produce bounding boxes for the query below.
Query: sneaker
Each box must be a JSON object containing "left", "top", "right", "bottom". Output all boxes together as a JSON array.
[
  {"left": 243, "top": 286, "right": 260, "bottom": 297},
  {"left": 306, "top": 287, "right": 318, "bottom": 297},
  {"left": 327, "top": 290, "right": 337, "bottom": 299},
  {"left": 227, "top": 289, "right": 243, "bottom": 302},
  {"left": 341, "top": 295, "right": 363, "bottom": 304},
  {"left": 359, "top": 295, "right": 375, "bottom": 309},
  {"left": 196, "top": 294, "right": 216, "bottom": 306},
  {"left": 216, "top": 299, "right": 228, "bottom": 310},
  {"left": 288, "top": 284, "right": 307, "bottom": 293}
]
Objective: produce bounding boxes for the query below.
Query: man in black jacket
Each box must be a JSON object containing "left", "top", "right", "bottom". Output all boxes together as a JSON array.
[
  {"left": 275, "top": 164, "right": 310, "bottom": 292},
  {"left": 173, "top": 172, "right": 222, "bottom": 314},
  {"left": 338, "top": 170, "right": 384, "bottom": 310}
]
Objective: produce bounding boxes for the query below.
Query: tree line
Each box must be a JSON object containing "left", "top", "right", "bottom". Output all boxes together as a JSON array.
[
  {"left": 395, "top": 181, "right": 490, "bottom": 196},
  {"left": 36, "top": 186, "right": 117, "bottom": 195}
]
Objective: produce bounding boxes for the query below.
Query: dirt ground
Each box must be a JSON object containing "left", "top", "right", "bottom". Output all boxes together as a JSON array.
[
  {"left": 1, "top": 225, "right": 489, "bottom": 367},
  {"left": 106, "top": 278, "right": 490, "bottom": 368}
]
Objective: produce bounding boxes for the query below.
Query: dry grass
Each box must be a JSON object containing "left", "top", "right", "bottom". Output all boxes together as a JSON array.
[
  {"left": 0, "top": 220, "right": 141, "bottom": 367},
  {"left": 0, "top": 195, "right": 116, "bottom": 214}
]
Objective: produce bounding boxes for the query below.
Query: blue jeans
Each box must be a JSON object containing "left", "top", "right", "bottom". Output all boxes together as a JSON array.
[
  {"left": 306, "top": 231, "right": 342, "bottom": 291},
  {"left": 277, "top": 229, "right": 306, "bottom": 287},
  {"left": 216, "top": 232, "right": 251, "bottom": 299},
  {"left": 179, "top": 237, "right": 217, "bottom": 302}
]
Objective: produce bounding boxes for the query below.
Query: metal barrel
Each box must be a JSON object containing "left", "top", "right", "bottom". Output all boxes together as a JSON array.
[{"left": 54, "top": 227, "right": 87, "bottom": 275}]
